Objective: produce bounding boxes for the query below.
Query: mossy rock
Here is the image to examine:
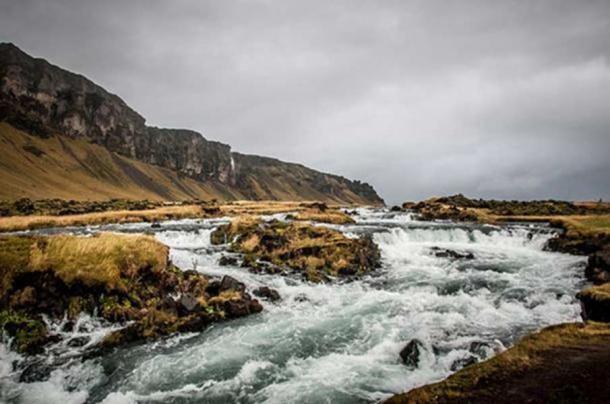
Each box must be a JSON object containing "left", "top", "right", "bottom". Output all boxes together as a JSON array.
[{"left": 211, "top": 218, "right": 380, "bottom": 282}]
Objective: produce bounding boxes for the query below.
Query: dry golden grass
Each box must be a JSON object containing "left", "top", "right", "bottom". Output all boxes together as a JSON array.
[
  {"left": 0, "top": 205, "right": 207, "bottom": 232},
  {"left": 579, "top": 283, "right": 610, "bottom": 302},
  {"left": 293, "top": 210, "right": 355, "bottom": 224},
  {"left": 0, "top": 122, "right": 237, "bottom": 201},
  {"left": 0, "top": 232, "right": 168, "bottom": 299},
  {"left": 488, "top": 212, "right": 610, "bottom": 237},
  {"left": 29, "top": 233, "right": 168, "bottom": 291}
]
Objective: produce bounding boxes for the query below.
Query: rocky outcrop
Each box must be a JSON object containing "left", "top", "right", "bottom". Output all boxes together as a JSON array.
[
  {"left": 210, "top": 218, "right": 381, "bottom": 282},
  {"left": 0, "top": 233, "right": 261, "bottom": 354},
  {"left": 0, "top": 43, "right": 383, "bottom": 205}
]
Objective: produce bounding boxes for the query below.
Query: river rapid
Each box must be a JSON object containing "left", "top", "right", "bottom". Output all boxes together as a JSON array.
[{"left": 0, "top": 208, "right": 586, "bottom": 403}]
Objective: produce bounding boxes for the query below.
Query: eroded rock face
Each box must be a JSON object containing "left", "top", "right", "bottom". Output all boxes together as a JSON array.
[{"left": 0, "top": 43, "right": 384, "bottom": 205}]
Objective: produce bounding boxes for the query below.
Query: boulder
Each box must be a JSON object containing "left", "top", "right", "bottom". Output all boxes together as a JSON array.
[
  {"left": 253, "top": 286, "right": 281, "bottom": 302},
  {"left": 218, "top": 255, "right": 239, "bottom": 266},
  {"left": 585, "top": 247, "right": 610, "bottom": 284},
  {"left": 450, "top": 354, "right": 478, "bottom": 371},
  {"left": 400, "top": 339, "right": 424, "bottom": 369},
  {"left": 219, "top": 275, "right": 246, "bottom": 292},
  {"left": 430, "top": 247, "right": 475, "bottom": 260}
]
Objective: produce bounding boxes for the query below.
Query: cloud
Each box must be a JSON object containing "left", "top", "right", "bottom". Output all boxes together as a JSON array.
[{"left": 1, "top": 0, "right": 609, "bottom": 203}]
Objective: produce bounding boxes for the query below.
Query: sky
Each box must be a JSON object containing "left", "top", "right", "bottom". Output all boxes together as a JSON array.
[{"left": 1, "top": 0, "right": 609, "bottom": 204}]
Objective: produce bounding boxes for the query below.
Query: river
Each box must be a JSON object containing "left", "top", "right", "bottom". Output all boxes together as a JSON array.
[{"left": 0, "top": 208, "right": 586, "bottom": 403}]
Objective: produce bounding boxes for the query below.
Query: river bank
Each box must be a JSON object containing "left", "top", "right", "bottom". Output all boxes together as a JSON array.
[{"left": 387, "top": 196, "right": 610, "bottom": 403}]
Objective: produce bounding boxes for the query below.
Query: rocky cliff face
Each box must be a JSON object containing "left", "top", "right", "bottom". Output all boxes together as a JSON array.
[{"left": 0, "top": 43, "right": 383, "bottom": 205}]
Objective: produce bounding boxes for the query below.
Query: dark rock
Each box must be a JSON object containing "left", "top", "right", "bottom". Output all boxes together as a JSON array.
[
  {"left": 578, "top": 287, "right": 610, "bottom": 322},
  {"left": 18, "top": 359, "right": 54, "bottom": 383},
  {"left": 178, "top": 294, "right": 199, "bottom": 312},
  {"left": 430, "top": 247, "right": 475, "bottom": 260},
  {"left": 150, "top": 222, "right": 161, "bottom": 228},
  {"left": 61, "top": 320, "right": 75, "bottom": 333},
  {"left": 218, "top": 255, "right": 238, "bottom": 266},
  {"left": 222, "top": 297, "right": 263, "bottom": 317},
  {"left": 66, "top": 336, "right": 90, "bottom": 348},
  {"left": 469, "top": 341, "right": 492, "bottom": 359},
  {"left": 390, "top": 205, "right": 403, "bottom": 212},
  {"left": 253, "top": 286, "right": 281, "bottom": 302},
  {"left": 294, "top": 293, "right": 309, "bottom": 302},
  {"left": 400, "top": 339, "right": 424, "bottom": 369},
  {"left": 205, "top": 280, "right": 221, "bottom": 296},
  {"left": 585, "top": 247, "right": 610, "bottom": 284},
  {"left": 219, "top": 275, "right": 246, "bottom": 292},
  {"left": 450, "top": 354, "right": 478, "bottom": 371}
]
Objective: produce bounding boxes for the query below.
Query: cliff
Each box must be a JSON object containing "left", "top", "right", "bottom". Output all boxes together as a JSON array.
[{"left": 0, "top": 42, "right": 383, "bottom": 205}]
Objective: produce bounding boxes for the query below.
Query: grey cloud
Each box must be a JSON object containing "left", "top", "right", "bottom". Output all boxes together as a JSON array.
[{"left": 1, "top": 0, "right": 609, "bottom": 203}]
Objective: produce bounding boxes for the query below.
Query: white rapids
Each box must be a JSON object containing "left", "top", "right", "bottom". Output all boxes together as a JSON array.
[{"left": 0, "top": 208, "right": 586, "bottom": 403}]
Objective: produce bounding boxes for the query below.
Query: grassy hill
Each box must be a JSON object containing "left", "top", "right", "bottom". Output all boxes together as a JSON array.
[{"left": 0, "top": 122, "right": 240, "bottom": 201}]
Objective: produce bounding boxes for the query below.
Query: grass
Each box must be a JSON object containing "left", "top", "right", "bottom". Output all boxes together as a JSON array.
[
  {"left": 0, "top": 233, "right": 168, "bottom": 298},
  {"left": 29, "top": 233, "right": 168, "bottom": 291},
  {"left": 210, "top": 218, "right": 380, "bottom": 282},
  {"left": 387, "top": 322, "right": 610, "bottom": 403},
  {"left": 0, "top": 205, "right": 208, "bottom": 232},
  {"left": 489, "top": 213, "right": 610, "bottom": 237},
  {"left": 0, "top": 122, "right": 235, "bottom": 201},
  {"left": 292, "top": 210, "right": 355, "bottom": 224}
]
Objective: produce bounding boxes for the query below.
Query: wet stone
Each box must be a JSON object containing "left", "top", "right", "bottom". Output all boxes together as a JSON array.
[{"left": 400, "top": 339, "right": 424, "bottom": 369}]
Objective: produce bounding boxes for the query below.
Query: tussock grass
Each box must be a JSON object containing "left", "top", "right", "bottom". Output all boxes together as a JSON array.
[
  {"left": 0, "top": 205, "right": 207, "bottom": 232},
  {"left": 293, "top": 210, "right": 355, "bottom": 224},
  {"left": 29, "top": 233, "right": 168, "bottom": 291},
  {"left": 0, "top": 233, "right": 168, "bottom": 298}
]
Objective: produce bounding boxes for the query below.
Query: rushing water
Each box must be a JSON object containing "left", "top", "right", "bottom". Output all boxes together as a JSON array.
[{"left": 0, "top": 209, "right": 587, "bottom": 403}]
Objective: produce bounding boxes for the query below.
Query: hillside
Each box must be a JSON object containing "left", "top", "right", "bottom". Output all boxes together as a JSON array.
[{"left": 0, "top": 43, "right": 383, "bottom": 205}]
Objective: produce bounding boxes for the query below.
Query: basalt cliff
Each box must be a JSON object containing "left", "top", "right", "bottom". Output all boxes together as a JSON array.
[{"left": 0, "top": 43, "right": 383, "bottom": 204}]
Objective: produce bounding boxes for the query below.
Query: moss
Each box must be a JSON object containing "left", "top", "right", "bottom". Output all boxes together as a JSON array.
[{"left": 0, "top": 310, "right": 49, "bottom": 354}]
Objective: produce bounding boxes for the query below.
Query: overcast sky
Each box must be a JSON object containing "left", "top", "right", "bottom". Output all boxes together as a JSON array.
[{"left": 1, "top": 0, "right": 609, "bottom": 203}]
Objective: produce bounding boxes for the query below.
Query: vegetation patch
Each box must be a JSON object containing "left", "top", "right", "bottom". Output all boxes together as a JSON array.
[
  {"left": 0, "top": 233, "right": 262, "bottom": 354},
  {"left": 210, "top": 218, "right": 380, "bottom": 282}
]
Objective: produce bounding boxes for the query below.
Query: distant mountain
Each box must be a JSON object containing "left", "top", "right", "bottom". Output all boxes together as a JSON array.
[{"left": 0, "top": 43, "right": 383, "bottom": 204}]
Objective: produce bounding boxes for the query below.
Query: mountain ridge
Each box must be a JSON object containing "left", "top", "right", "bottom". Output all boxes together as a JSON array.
[{"left": 0, "top": 42, "right": 383, "bottom": 205}]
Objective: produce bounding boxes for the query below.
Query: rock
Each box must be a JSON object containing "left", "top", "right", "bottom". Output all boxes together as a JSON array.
[
  {"left": 469, "top": 341, "right": 492, "bottom": 359},
  {"left": 178, "top": 294, "right": 199, "bottom": 313},
  {"left": 150, "top": 222, "right": 161, "bottom": 228},
  {"left": 294, "top": 293, "right": 309, "bottom": 302},
  {"left": 578, "top": 284, "right": 610, "bottom": 322},
  {"left": 218, "top": 255, "right": 238, "bottom": 266},
  {"left": 390, "top": 205, "right": 403, "bottom": 212},
  {"left": 450, "top": 354, "right": 478, "bottom": 371},
  {"left": 253, "top": 286, "right": 281, "bottom": 302},
  {"left": 585, "top": 247, "right": 610, "bottom": 284},
  {"left": 18, "top": 359, "right": 54, "bottom": 383},
  {"left": 222, "top": 298, "right": 263, "bottom": 317},
  {"left": 399, "top": 339, "right": 424, "bottom": 369},
  {"left": 430, "top": 247, "right": 475, "bottom": 260},
  {"left": 66, "top": 336, "right": 90, "bottom": 348},
  {"left": 61, "top": 320, "right": 75, "bottom": 333},
  {"left": 219, "top": 275, "right": 246, "bottom": 293}
]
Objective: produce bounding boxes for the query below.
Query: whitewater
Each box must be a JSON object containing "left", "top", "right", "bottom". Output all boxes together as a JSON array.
[{"left": 0, "top": 209, "right": 586, "bottom": 403}]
